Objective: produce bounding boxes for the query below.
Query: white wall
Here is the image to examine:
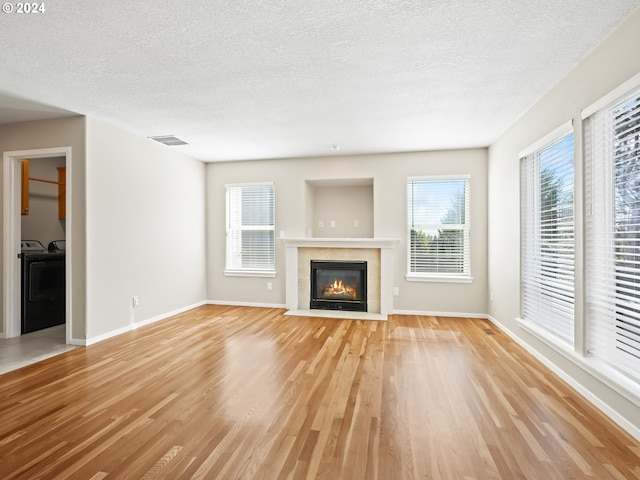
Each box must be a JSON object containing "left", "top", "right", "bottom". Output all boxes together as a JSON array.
[
  {"left": 21, "top": 156, "right": 66, "bottom": 246},
  {"left": 85, "top": 118, "right": 206, "bottom": 340},
  {"left": 206, "top": 149, "right": 488, "bottom": 314},
  {"left": 488, "top": 7, "right": 640, "bottom": 437}
]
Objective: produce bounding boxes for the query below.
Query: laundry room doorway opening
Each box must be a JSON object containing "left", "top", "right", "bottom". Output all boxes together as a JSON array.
[{"left": 3, "top": 146, "right": 73, "bottom": 343}]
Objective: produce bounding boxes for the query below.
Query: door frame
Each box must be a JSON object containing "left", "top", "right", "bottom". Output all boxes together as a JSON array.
[{"left": 3, "top": 146, "right": 73, "bottom": 343}]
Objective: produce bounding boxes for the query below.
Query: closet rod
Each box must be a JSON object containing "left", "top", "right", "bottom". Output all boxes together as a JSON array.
[{"left": 29, "top": 176, "right": 65, "bottom": 185}]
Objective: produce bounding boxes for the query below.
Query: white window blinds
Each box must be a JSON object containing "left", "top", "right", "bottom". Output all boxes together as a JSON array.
[
  {"left": 225, "top": 183, "right": 275, "bottom": 273},
  {"left": 520, "top": 131, "right": 575, "bottom": 345},
  {"left": 585, "top": 86, "right": 640, "bottom": 381},
  {"left": 407, "top": 177, "right": 470, "bottom": 277}
]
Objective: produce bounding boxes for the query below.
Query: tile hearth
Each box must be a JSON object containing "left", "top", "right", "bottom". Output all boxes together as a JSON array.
[{"left": 284, "top": 309, "right": 387, "bottom": 321}]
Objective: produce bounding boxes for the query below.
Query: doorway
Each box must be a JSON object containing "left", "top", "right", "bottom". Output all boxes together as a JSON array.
[{"left": 3, "top": 147, "right": 73, "bottom": 344}]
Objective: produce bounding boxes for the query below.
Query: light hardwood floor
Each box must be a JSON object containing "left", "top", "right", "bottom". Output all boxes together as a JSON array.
[{"left": 1, "top": 305, "right": 639, "bottom": 479}]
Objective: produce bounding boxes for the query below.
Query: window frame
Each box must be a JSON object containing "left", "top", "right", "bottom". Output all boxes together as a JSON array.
[
  {"left": 584, "top": 84, "right": 640, "bottom": 383},
  {"left": 519, "top": 124, "right": 575, "bottom": 346},
  {"left": 406, "top": 175, "right": 472, "bottom": 283},
  {"left": 224, "top": 182, "right": 276, "bottom": 278}
]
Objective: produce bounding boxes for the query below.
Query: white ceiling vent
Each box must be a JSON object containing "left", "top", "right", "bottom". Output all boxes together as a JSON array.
[{"left": 148, "top": 135, "right": 188, "bottom": 146}]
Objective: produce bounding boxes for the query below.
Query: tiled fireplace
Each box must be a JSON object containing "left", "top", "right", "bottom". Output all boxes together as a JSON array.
[{"left": 281, "top": 238, "right": 399, "bottom": 319}]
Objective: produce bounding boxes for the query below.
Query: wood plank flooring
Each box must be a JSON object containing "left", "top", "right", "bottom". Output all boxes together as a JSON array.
[{"left": 1, "top": 305, "right": 639, "bottom": 479}]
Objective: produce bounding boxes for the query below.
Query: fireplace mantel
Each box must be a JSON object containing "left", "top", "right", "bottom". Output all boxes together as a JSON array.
[
  {"left": 281, "top": 237, "right": 400, "bottom": 249},
  {"left": 280, "top": 237, "right": 400, "bottom": 319}
]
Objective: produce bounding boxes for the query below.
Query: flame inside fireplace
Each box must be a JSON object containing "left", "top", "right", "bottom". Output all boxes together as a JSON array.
[{"left": 323, "top": 279, "right": 357, "bottom": 299}]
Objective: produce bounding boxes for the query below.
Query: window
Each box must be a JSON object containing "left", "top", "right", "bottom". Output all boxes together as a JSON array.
[
  {"left": 585, "top": 85, "right": 640, "bottom": 382},
  {"left": 407, "top": 176, "right": 470, "bottom": 281},
  {"left": 225, "top": 183, "right": 275, "bottom": 275},
  {"left": 520, "top": 129, "right": 575, "bottom": 345}
]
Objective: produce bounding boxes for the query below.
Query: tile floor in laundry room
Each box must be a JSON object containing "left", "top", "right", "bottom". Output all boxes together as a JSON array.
[{"left": 0, "top": 324, "right": 75, "bottom": 375}]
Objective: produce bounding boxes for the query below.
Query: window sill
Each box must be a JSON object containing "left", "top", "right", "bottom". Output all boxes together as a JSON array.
[
  {"left": 224, "top": 270, "right": 277, "bottom": 278},
  {"left": 406, "top": 274, "right": 472, "bottom": 284},
  {"left": 516, "top": 317, "right": 640, "bottom": 409},
  {"left": 516, "top": 317, "right": 574, "bottom": 354}
]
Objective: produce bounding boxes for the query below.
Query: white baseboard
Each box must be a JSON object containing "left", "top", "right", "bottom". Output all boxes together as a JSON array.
[
  {"left": 85, "top": 301, "right": 207, "bottom": 346},
  {"left": 485, "top": 314, "right": 640, "bottom": 443},
  {"left": 207, "top": 300, "right": 287, "bottom": 309}
]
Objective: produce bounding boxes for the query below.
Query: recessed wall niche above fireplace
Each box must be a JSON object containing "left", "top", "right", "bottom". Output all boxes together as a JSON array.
[
  {"left": 310, "top": 260, "right": 367, "bottom": 312},
  {"left": 305, "top": 178, "right": 374, "bottom": 238}
]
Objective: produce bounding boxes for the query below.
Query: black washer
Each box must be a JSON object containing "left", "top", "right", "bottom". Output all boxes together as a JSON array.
[{"left": 21, "top": 240, "right": 66, "bottom": 334}]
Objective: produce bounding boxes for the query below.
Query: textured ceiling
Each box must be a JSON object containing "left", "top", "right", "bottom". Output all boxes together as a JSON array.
[{"left": 0, "top": 0, "right": 639, "bottom": 162}]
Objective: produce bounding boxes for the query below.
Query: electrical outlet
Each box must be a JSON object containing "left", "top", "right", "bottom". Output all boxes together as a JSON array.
[
  {"left": 393, "top": 287, "right": 399, "bottom": 296},
  {"left": 132, "top": 296, "right": 139, "bottom": 308},
  {"left": 330, "top": 220, "right": 336, "bottom": 228},
  {"left": 354, "top": 219, "right": 359, "bottom": 227},
  {"left": 319, "top": 220, "right": 324, "bottom": 227},
  {"left": 267, "top": 282, "right": 273, "bottom": 291},
  {"left": 490, "top": 291, "right": 494, "bottom": 302}
]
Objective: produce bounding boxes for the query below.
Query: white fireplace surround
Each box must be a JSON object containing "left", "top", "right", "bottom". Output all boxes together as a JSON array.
[{"left": 281, "top": 238, "right": 400, "bottom": 320}]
